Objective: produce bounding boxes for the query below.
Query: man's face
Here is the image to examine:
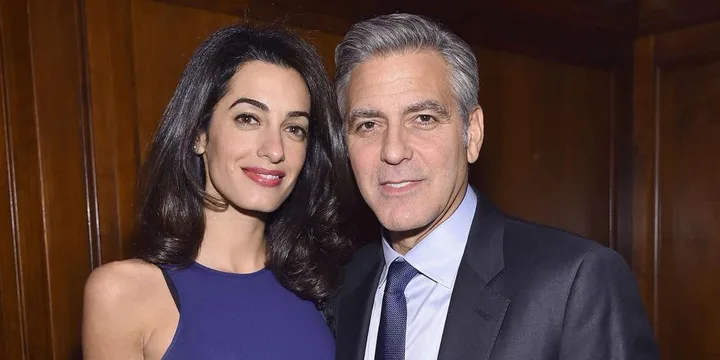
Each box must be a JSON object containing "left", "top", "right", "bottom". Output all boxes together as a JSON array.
[{"left": 344, "top": 51, "right": 483, "bottom": 237}]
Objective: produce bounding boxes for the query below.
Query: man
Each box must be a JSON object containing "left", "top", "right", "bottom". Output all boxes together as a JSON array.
[{"left": 330, "top": 13, "right": 659, "bottom": 360}]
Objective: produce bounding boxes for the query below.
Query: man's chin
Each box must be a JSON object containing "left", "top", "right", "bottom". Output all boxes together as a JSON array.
[{"left": 377, "top": 213, "right": 433, "bottom": 234}]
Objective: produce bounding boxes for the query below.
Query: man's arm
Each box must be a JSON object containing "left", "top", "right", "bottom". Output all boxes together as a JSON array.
[{"left": 559, "top": 246, "right": 660, "bottom": 359}]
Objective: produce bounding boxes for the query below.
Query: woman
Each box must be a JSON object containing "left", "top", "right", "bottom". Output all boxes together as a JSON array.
[{"left": 82, "top": 24, "right": 353, "bottom": 359}]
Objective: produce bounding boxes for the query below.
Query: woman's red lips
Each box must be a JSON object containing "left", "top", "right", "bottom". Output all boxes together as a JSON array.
[{"left": 242, "top": 167, "right": 285, "bottom": 187}]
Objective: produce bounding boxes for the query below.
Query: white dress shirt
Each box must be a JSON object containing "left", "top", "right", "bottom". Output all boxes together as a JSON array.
[{"left": 363, "top": 186, "right": 477, "bottom": 360}]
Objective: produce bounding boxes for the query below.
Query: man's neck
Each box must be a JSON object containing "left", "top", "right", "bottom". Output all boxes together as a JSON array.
[{"left": 388, "top": 182, "right": 469, "bottom": 255}]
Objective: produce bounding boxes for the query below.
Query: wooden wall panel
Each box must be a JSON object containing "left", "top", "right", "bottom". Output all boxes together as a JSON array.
[
  {"left": 84, "top": 0, "right": 142, "bottom": 265},
  {"left": 27, "top": 0, "right": 92, "bottom": 356},
  {"left": 0, "top": 0, "right": 91, "bottom": 357},
  {"left": 0, "top": 0, "right": 55, "bottom": 358},
  {"left": 631, "top": 36, "right": 657, "bottom": 329},
  {"left": 162, "top": 0, "right": 632, "bottom": 70},
  {"left": 131, "top": 0, "right": 240, "bottom": 159},
  {"left": 471, "top": 48, "right": 615, "bottom": 246},
  {"left": 0, "top": 17, "right": 25, "bottom": 360},
  {"left": 634, "top": 22, "right": 720, "bottom": 360},
  {"left": 639, "top": 0, "right": 720, "bottom": 34},
  {"left": 657, "top": 57, "right": 720, "bottom": 360}
]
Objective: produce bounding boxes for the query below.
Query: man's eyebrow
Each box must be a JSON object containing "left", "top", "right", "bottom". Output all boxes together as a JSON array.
[
  {"left": 229, "top": 97, "right": 269, "bottom": 112},
  {"left": 348, "top": 108, "right": 386, "bottom": 121},
  {"left": 402, "top": 100, "right": 450, "bottom": 117}
]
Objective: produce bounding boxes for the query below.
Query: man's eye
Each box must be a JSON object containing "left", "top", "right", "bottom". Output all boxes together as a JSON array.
[
  {"left": 417, "top": 115, "right": 435, "bottom": 123},
  {"left": 359, "top": 122, "right": 376, "bottom": 130}
]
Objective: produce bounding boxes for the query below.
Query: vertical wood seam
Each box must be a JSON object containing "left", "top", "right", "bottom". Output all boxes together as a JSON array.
[
  {"left": 651, "top": 60, "right": 661, "bottom": 341},
  {"left": 0, "top": 7, "right": 28, "bottom": 357},
  {"left": 609, "top": 68, "right": 617, "bottom": 253},
  {"left": 77, "top": 0, "right": 102, "bottom": 270}
]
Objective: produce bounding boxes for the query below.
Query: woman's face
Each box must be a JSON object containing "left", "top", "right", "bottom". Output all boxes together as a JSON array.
[{"left": 196, "top": 61, "right": 311, "bottom": 214}]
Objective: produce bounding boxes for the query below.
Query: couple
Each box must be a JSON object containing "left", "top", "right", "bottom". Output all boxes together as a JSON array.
[{"left": 83, "top": 13, "right": 659, "bottom": 360}]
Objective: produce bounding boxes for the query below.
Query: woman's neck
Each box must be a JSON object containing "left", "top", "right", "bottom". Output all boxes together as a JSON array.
[{"left": 195, "top": 205, "right": 267, "bottom": 274}]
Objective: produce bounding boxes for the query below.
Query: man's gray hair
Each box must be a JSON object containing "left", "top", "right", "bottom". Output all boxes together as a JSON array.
[{"left": 334, "top": 13, "right": 479, "bottom": 135}]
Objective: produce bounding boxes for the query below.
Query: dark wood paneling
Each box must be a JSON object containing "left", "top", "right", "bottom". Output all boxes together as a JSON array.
[
  {"left": 654, "top": 21, "right": 720, "bottom": 69},
  {"left": 631, "top": 36, "right": 658, "bottom": 330},
  {"left": 84, "top": 0, "right": 141, "bottom": 264},
  {"left": 471, "top": 48, "right": 615, "bottom": 246},
  {"left": 0, "top": 0, "right": 93, "bottom": 358},
  {"left": 159, "top": 0, "right": 632, "bottom": 69},
  {"left": 611, "top": 42, "right": 636, "bottom": 264},
  {"left": 131, "top": 0, "right": 240, "bottom": 158},
  {"left": 27, "top": 0, "right": 93, "bottom": 357},
  {"left": 0, "top": 14, "right": 25, "bottom": 359},
  {"left": 634, "top": 22, "right": 720, "bottom": 359},
  {"left": 656, "top": 55, "right": 720, "bottom": 360},
  {"left": 0, "top": 0, "right": 54, "bottom": 358},
  {"left": 640, "top": 0, "right": 720, "bottom": 34}
]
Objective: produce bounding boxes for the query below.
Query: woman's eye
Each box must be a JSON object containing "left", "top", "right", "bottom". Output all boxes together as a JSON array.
[
  {"left": 287, "top": 125, "right": 308, "bottom": 139},
  {"left": 235, "top": 114, "right": 259, "bottom": 125}
]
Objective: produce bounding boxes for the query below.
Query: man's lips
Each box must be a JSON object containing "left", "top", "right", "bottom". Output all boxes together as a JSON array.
[{"left": 379, "top": 179, "right": 422, "bottom": 193}]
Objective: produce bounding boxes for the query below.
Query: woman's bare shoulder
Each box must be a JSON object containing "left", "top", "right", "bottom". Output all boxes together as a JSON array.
[
  {"left": 84, "top": 259, "right": 165, "bottom": 310},
  {"left": 83, "top": 260, "right": 177, "bottom": 359}
]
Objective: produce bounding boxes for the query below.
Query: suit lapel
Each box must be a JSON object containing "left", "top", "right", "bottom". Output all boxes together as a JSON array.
[
  {"left": 437, "top": 192, "right": 511, "bottom": 360},
  {"left": 437, "top": 261, "right": 510, "bottom": 360},
  {"left": 335, "top": 251, "right": 383, "bottom": 360}
]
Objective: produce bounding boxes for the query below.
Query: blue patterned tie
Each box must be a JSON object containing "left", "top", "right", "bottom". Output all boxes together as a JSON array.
[{"left": 376, "top": 258, "right": 419, "bottom": 360}]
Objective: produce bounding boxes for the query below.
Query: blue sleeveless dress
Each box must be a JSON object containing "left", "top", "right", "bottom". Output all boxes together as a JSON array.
[{"left": 159, "top": 262, "right": 334, "bottom": 359}]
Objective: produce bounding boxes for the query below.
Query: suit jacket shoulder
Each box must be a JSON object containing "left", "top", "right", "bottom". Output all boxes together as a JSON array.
[
  {"left": 502, "top": 216, "right": 612, "bottom": 276},
  {"left": 467, "top": 207, "right": 658, "bottom": 359}
]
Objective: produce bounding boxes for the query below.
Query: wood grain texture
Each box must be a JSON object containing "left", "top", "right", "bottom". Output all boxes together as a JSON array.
[
  {"left": 471, "top": 48, "right": 614, "bottom": 246},
  {"left": 655, "top": 50, "right": 720, "bottom": 360},
  {"left": 0, "top": 6, "right": 26, "bottom": 357},
  {"left": 0, "top": 0, "right": 54, "bottom": 358},
  {"left": 159, "top": 0, "right": 632, "bottom": 69},
  {"left": 655, "top": 21, "right": 720, "bottom": 69},
  {"left": 131, "top": 0, "right": 240, "bottom": 160},
  {"left": 0, "top": 0, "right": 92, "bottom": 358},
  {"left": 639, "top": 0, "right": 720, "bottom": 34},
  {"left": 84, "top": 0, "right": 141, "bottom": 265},
  {"left": 26, "top": 0, "right": 92, "bottom": 357},
  {"left": 631, "top": 35, "right": 658, "bottom": 331},
  {"left": 634, "top": 21, "right": 720, "bottom": 359},
  {"left": 610, "top": 42, "right": 636, "bottom": 264}
]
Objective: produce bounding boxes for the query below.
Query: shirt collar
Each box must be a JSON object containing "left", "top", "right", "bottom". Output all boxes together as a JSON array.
[{"left": 379, "top": 186, "right": 477, "bottom": 289}]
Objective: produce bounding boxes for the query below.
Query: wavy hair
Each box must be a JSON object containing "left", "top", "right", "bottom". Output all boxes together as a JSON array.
[{"left": 133, "top": 24, "right": 355, "bottom": 304}]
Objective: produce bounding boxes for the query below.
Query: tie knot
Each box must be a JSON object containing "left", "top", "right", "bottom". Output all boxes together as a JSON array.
[{"left": 385, "top": 259, "right": 418, "bottom": 294}]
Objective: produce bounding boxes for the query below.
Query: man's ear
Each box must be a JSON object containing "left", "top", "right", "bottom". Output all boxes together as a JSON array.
[
  {"left": 195, "top": 132, "right": 207, "bottom": 155},
  {"left": 466, "top": 106, "right": 484, "bottom": 164}
]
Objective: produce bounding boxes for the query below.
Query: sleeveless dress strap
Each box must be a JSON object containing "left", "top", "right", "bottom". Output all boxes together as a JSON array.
[{"left": 157, "top": 264, "right": 181, "bottom": 312}]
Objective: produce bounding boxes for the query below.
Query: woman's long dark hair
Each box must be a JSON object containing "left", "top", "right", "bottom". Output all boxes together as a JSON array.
[{"left": 134, "top": 24, "right": 355, "bottom": 305}]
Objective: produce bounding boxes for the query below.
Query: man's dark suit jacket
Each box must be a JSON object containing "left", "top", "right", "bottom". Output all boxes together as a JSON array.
[{"left": 330, "top": 192, "right": 659, "bottom": 360}]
